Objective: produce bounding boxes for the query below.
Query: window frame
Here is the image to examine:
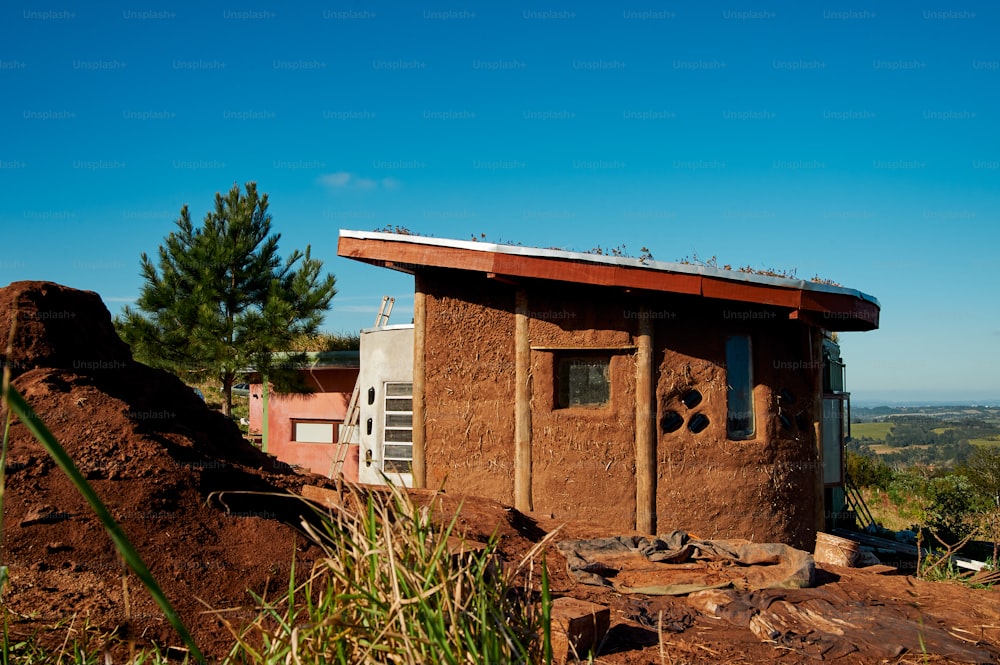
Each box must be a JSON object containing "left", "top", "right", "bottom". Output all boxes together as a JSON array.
[
  {"left": 725, "top": 334, "right": 756, "bottom": 440},
  {"left": 554, "top": 351, "right": 613, "bottom": 410},
  {"left": 290, "top": 419, "right": 341, "bottom": 444},
  {"left": 382, "top": 381, "right": 413, "bottom": 473}
]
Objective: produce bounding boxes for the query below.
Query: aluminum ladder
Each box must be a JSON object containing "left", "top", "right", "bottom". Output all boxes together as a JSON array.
[{"left": 328, "top": 296, "right": 394, "bottom": 478}]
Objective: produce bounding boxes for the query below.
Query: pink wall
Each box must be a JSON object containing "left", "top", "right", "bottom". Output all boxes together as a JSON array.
[
  {"left": 250, "top": 367, "right": 360, "bottom": 479},
  {"left": 248, "top": 384, "right": 265, "bottom": 437}
]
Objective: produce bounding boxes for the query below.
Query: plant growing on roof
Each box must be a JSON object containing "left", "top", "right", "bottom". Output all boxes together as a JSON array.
[{"left": 115, "top": 182, "right": 337, "bottom": 416}]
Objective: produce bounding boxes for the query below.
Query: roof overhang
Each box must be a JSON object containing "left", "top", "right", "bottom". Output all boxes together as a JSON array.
[{"left": 337, "top": 230, "right": 880, "bottom": 331}]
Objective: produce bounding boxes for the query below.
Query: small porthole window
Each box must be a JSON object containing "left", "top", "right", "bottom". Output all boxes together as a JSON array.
[
  {"left": 680, "top": 390, "right": 702, "bottom": 409},
  {"left": 688, "top": 413, "right": 710, "bottom": 434},
  {"left": 660, "top": 411, "right": 683, "bottom": 433}
]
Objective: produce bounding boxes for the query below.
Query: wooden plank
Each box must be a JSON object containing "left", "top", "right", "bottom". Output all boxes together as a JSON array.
[
  {"left": 412, "top": 277, "right": 427, "bottom": 488},
  {"left": 635, "top": 305, "right": 655, "bottom": 535},
  {"left": 530, "top": 345, "right": 638, "bottom": 351},
  {"left": 301, "top": 484, "right": 343, "bottom": 509},
  {"left": 701, "top": 277, "right": 799, "bottom": 309},
  {"left": 338, "top": 234, "right": 879, "bottom": 326},
  {"left": 831, "top": 528, "right": 920, "bottom": 556},
  {"left": 514, "top": 288, "right": 533, "bottom": 512},
  {"left": 550, "top": 597, "right": 610, "bottom": 664}
]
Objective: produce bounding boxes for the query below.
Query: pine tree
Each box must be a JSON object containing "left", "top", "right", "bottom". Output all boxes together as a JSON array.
[{"left": 116, "top": 182, "right": 337, "bottom": 416}]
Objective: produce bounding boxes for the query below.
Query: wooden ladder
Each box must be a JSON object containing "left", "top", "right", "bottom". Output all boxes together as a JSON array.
[{"left": 329, "top": 296, "right": 394, "bottom": 478}]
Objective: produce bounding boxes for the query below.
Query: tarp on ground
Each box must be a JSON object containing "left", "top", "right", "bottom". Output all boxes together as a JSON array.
[
  {"left": 686, "top": 587, "right": 998, "bottom": 662},
  {"left": 556, "top": 530, "right": 815, "bottom": 595}
]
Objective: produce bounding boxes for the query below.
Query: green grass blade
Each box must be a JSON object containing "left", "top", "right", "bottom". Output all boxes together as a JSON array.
[
  {"left": 1, "top": 407, "right": 12, "bottom": 597},
  {"left": 542, "top": 551, "right": 552, "bottom": 665},
  {"left": 2, "top": 385, "right": 204, "bottom": 663}
]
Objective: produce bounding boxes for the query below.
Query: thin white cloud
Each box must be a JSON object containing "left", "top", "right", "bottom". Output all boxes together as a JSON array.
[
  {"left": 318, "top": 171, "right": 398, "bottom": 192},
  {"left": 319, "top": 172, "right": 352, "bottom": 187}
]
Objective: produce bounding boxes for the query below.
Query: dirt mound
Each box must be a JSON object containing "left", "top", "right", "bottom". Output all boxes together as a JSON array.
[
  {"left": 0, "top": 281, "right": 132, "bottom": 379},
  {"left": 1, "top": 281, "right": 325, "bottom": 657}
]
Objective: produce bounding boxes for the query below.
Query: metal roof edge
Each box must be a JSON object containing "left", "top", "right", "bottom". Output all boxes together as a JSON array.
[
  {"left": 338, "top": 229, "right": 880, "bottom": 308},
  {"left": 360, "top": 323, "right": 415, "bottom": 334}
]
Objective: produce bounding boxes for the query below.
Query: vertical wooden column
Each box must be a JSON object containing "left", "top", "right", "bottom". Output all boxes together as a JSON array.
[
  {"left": 261, "top": 379, "right": 269, "bottom": 454},
  {"left": 411, "top": 276, "right": 427, "bottom": 489},
  {"left": 514, "top": 288, "right": 533, "bottom": 512},
  {"left": 635, "top": 306, "right": 656, "bottom": 535},
  {"left": 811, "top": 328, "right": 825, "bottom": 534}
]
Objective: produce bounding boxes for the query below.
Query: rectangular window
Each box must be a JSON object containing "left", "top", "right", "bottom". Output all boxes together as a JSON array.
[
  {"left": 292, "top": 420, "right": 339, "bottom": 444},
  {"left": 556, "top": 353, "right": 611, "bottom": 409},
  {"left": 725, "top": 335, "right": 755, "bottom": 439},
  {"left": 383, "top": 382, "right": 413, "bottom": 473},
  {"left": 822, "top": 396, "right": 848, "bottom": 485}
]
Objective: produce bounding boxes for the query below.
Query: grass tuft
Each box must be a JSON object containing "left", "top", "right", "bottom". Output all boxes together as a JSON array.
[{"left": 220, "top": 482, "right": 547, "bottom": 664}]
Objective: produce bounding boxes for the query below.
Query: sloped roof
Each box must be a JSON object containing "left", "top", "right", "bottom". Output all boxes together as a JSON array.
[{"left": 337, "top": 230, "right": 879, "bottom": 331}]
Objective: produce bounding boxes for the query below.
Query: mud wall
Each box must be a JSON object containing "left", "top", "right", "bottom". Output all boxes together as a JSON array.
[
  {"left": 420, "top": 271, "right": 822, "bottom": 547},
  {"left": 524, "top": 284, "right": 639, "bottom": 527},
  {"left": 652, "top": 299, "right": 820, "bottom": 549},
  {"left": 422, "top": 271, "right": 518, "bottom": 503}
]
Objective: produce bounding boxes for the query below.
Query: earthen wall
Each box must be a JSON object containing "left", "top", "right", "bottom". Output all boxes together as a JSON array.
[{"left": 420, "top": 271, "right": 822, "bottom": 546}]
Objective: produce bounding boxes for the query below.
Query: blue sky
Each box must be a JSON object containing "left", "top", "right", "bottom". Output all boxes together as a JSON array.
[{"left": 2, "top": 1, "right": 998, "bottom": 404}]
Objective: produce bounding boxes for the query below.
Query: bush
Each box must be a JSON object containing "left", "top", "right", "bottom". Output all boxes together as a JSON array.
[
  {"left": 925, "top": 474, "right": 977, "bottom": 541},
  {"left": 846, "top": 451, "right": 893, "bottom": 490}
]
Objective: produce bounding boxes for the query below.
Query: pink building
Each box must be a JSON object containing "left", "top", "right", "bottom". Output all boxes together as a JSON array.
[{"left": 248, "top": 351, "right": 360, "bottom": 479}]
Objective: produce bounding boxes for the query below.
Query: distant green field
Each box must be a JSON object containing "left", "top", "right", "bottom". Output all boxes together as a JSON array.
[
  {"left": 969, "top": 437, "right": 1000, "bottom": 448},
  {"left": 851, "top": 422, "right": 894, "bottom": 441},
  {"left": 868, "top": 443, "right": 932, "bottom": 455}
]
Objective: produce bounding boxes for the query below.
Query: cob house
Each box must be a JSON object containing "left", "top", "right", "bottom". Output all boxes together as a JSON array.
[{"left": 337, "top": 230, "right": 879, "bottom": 549}]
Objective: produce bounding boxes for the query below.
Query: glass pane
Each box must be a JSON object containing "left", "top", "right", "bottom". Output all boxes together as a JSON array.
[
  {"left": 385, "top": 413, "right": 412, "bottom": 428},
  {"left": 385, "top": 398, "right": 413, "bottom": 412},
  {"left": 383, "top": 459, "right": 412, "bottom": 473},
  {"left": 383, "top": 444, "right": 412, "bottom": 460},
  {"left": 386, "top": 382, "right": 413, "bottom": 397},
  {"left": 293, "top": 422, "right": 334, "bottom": 444},
  {"left": 823, "top": 397, "right": 844, "bottom": 484},
  {"left": 725, "top": 336, "right": 755, "bottom": 439},
  {"left": 384, "top": 429, "right": 412, "bottom": 443},
  {"left": 558, "top": 356, "right": 610, "bottom": 408}
]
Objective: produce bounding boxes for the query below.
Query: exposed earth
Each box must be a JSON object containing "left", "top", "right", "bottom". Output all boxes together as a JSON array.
[{"left": 1, "top": 281, "right": 998, "bottom": 664}]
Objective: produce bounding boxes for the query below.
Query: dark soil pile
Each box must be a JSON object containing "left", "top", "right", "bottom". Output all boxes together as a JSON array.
[{"left": 0, "top": 281, "right": 325, "bottom": 658}]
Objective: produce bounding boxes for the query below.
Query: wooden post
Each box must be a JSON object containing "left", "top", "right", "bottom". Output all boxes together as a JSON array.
[
  {"left": 514, "top": 288, "right": 533, "bottom": 512},
  {"left": 635, "top": 306, "right": 656, "bottom": 535},
  {"left": 261, "top": 379, "right": 269, "bottom": 454},
  {"left": 411, "top": 276, "right": 427, "bottom": 489},
  {"left": 812, "top": 328, "right": 825, "bottom": 535}
]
